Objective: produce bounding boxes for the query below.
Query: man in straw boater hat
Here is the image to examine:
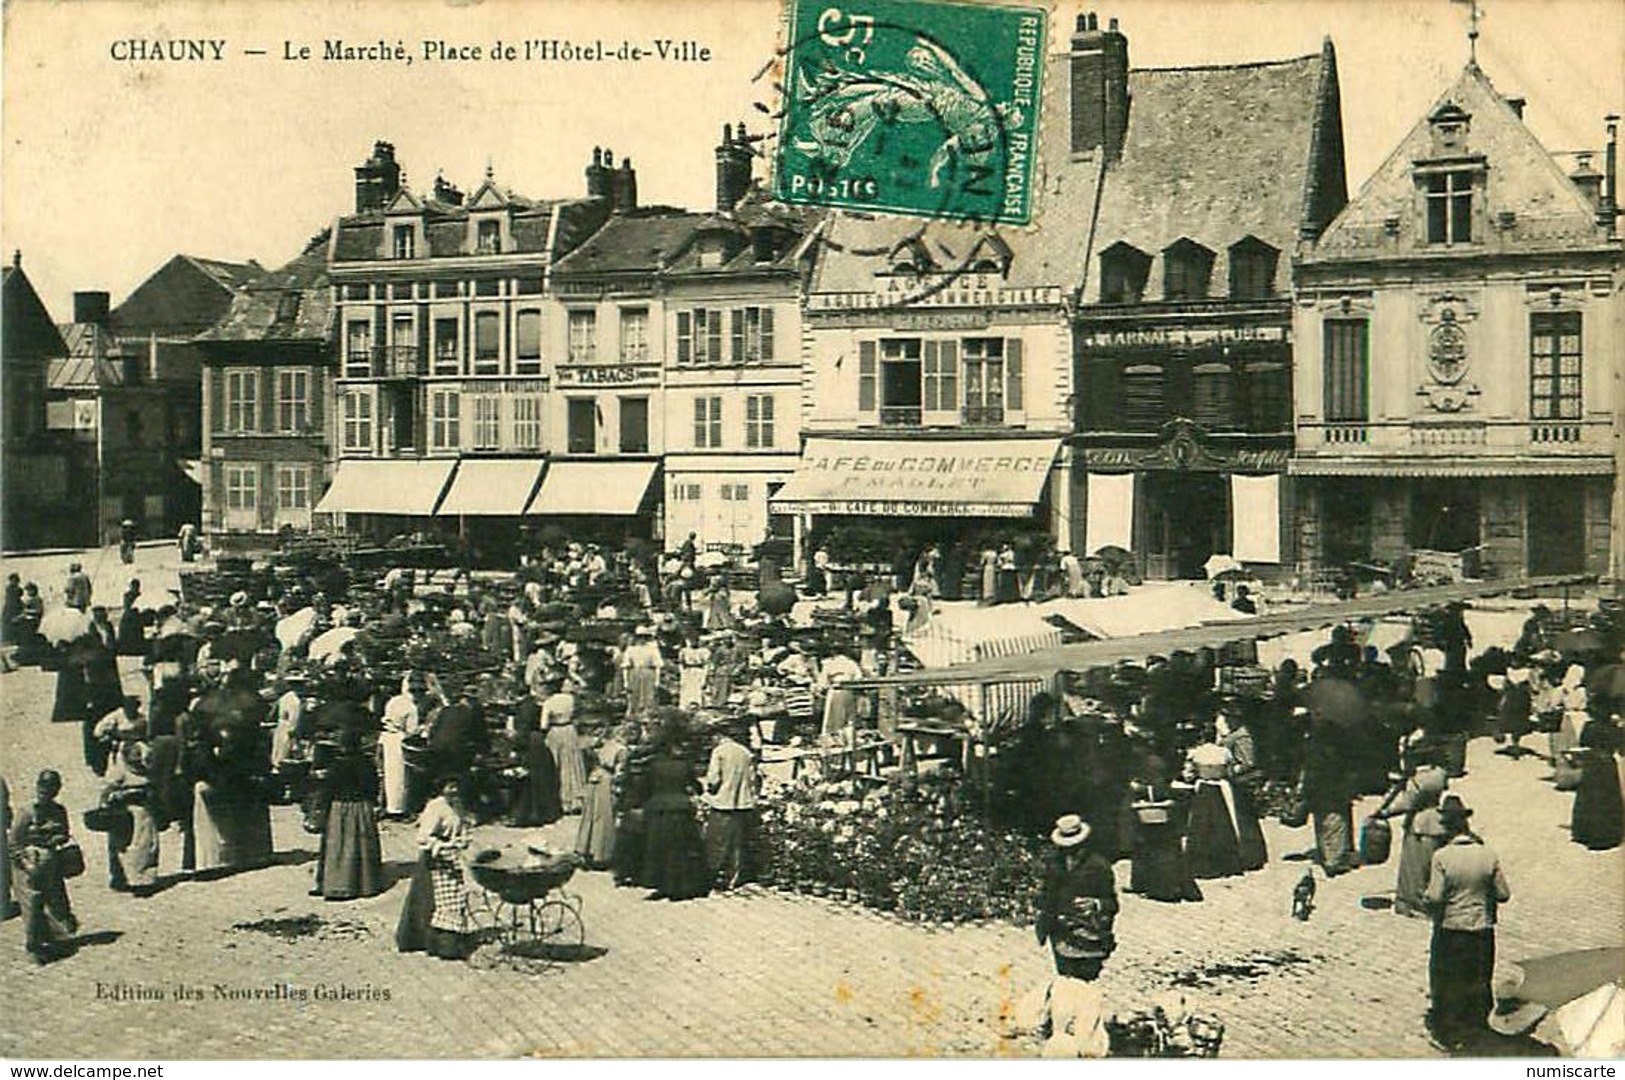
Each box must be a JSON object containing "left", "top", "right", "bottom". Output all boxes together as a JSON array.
[
  {"left": 702, "top": 712, "right": 759, "bottom": 891},
  {"left": 1423, "top": 794, "right": 1511, "bottom": 1052},
  {"left": 1035, "top": 814, "right": 1119, "bottom": 982}
]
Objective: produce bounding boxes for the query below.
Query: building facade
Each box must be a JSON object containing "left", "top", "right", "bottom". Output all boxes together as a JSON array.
[
  {"left": 196, "top": 247, "right": 336, "bottom": 545},
  {"left": 1, "top": 254, "right": 70, "bottom": 550},
  {"left": 1293, "top": 63, "right": 1622, "bottom": 582},
  {"left": 319, "top": 142, "right": 612, "bottom": 560},
  {"left": 1072, "top": 22, "right": 1349, "bottom": 580}
]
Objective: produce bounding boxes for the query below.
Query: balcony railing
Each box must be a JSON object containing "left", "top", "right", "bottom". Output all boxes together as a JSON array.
[
  {"left": 962, "top": 404, "right": 1006, "bottom": 426},
  {"left": 1409, "top": 421, "right": 1486, "bottom": 447},
  {"left": 879, "top": 405, "right": 923, "bottom": 427},
  {"left": 1531, "top": 422, "right": 1583, "bottom": 444},
  {"left": 377, "top": 346, "right": 426, "bottom": 378},
  {"left": 1322, "top": 423, "right": 1369, "bottom": 444}
]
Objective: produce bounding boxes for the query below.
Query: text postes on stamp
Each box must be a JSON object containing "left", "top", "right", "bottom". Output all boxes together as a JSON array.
[{"left": 774, "top": 0, "right": 1046, "bottom": 226}]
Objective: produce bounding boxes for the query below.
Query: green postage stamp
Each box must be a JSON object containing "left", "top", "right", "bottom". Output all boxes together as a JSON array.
[{"left": 774, "top": 0, "right": 1047, "bottom": 225}]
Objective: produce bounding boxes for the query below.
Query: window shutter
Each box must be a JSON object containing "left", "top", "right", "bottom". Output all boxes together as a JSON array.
[
  {"left": 677, "top": 311, "right": 691, "bottom": 364},
  {"left": 760, "top": 307, "right": 775, "bottom": 361},
  {"left": 858, "top": 341, "right": 877, "bottom": 414},
  {"left": 308, "top": 367, "right": 324, "bottom": 438},
  {"left": 1005, "top": 339, "right": 1024, "bottom": 411},
  {"left": 257, "top": 369, "right": 273, "bottom": 433},
  {"left": 706, "top": 310, "right": 723, "bottom": 365},
  {"left": 693, "top": 397, "right": 707, "bottom": 447},
  {"left": 731, "top": 309, "right": 745, "bottom": 364},
  {"left": 922, "top": 340, "right": 940, "bottom": 410},
  {"left": 939, "top": 341, "right": 959, "bottom": 412},
  {"left": 208, "top": 368, "right": 224, "bottom": 434},
  {"left": 259, "top": 462, "right": 276, "bottom": 529}
]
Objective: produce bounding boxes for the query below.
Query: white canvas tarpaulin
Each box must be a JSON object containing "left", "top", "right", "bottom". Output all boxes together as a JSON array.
[
  {"left": 1084, "top": 473, "right": 1135, "bottom": 555},
  {"left": 1231, "top": 474, "right": 1281, "bottom": 564}
]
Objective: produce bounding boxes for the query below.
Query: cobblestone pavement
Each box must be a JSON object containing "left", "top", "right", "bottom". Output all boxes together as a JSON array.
[{"left": 2, "top": 653, "right": 1620, "bottom": 1058}]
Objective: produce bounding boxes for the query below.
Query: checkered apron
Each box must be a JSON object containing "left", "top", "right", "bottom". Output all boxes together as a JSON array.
[{"left": 428, "top": 850, "right": 468, "bottom": 933}]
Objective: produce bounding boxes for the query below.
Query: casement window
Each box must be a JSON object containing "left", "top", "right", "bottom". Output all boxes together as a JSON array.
[
  {"left": 1530, "top": 312, "right": 1582, "bottom": 420},
  {"left": 1121, "top": 364, "right": 1165, "bottom": 431},
  {"left": 1162, "top": 239, "right": 1215, "bottom": 301},
  {"left": 225, "top": 370, "right": 259, "bottom": 433},
  {"left": 392, "top": 225, "right": 415, "bottom": 259},
  {"left": 476, "top": 219, "right": 501, "bottom": 255},
  {"left": 275, "top": 370, "right": 309, "bottom": 433},
  {"left": 694, "top": 396, "right": 723, "bottom": 448},
  {"left": 720, "top": 482, "right": 750, "bottom": 502},
  {"left": 276, "top": 465, "right": 309, "bottom": 510},
  {"left": 433, "top": 318, "right": 460, "bottom": 375},
  {"left": 671, "top": 482, "right": 702, "bottom": 502},
  {"left": 514, "top": 310, "right": 543, "bottom": 375},
  {"left": 921, "top": 341, "right": 959, "bottom": 421},
  {"left": 471, "top": 396, "right": 501, "bottom": 451},
  {"left": 745, "top": 394, "right": 775, "bottom": 448},
  {"left": 878, "top": 339, "right": 923, "bottom": 425},
  {"left": 568, "top": 310, "right": 597, "bottom": 363},
  {"left": 511, "top": 396, "right": 543, "bottom": 450},
  {"left": 225, "top": 464, "right": 257, "bottom": 511},
  {"left": 473, "top": 312, "right": 501, "bottom": 374},
  {"left": 620, "top": 397, "right": 649, "bottom": 453},
  {"left": 1245, "top": 361, "right": 1290, "bottom": 434},
  {"left": 620, "top": 308, "right": 649, "bottom": 363},
  {"left": 341, "top": 390, "right": 374, "bottom": 451},
  {"left": 1191, "top": 362, "right": 1237, "bottom": 430},
  {"left": 1099, "top": 243, "right": 1151, "bottom": 304},
  {"left": 567, "top": 398, "right": 597, "bottom": 454},
  {"left": 1425, "top": 171, "right": 1475, "bottom": 244},
  {"left": 344, "top": 320, "right": 372, "bottom": 377},
  {"left": 1228, "top": 238, "right": 1279, "bottom": 300},
  {"left": 430, "top": 389, "right": 461, "bottom": 451},
  {"left": 961, "top": 338, "right": 1009, "bottom": 424},
  {"left": 731, "top": 306, "right": 776, "bottom": 362},
  {"left": 1323, "top": 320, "right": 1370, "bottom": 422}
]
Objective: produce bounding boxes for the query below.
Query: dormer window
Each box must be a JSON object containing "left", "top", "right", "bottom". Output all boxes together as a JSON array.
[
  {"left": 476, "top": 219, "right": 502, "bottom": 255},
  {"left": 1099, "top": 242, "right": 1151, "bottom": 304},
  {"left": 1425, "top": 171, "right": 1475, "bottom": 244},
  {"left": 888, "top": 238, "right": 933, "bottom": 277},
  {"left": 392, "top": 224, "right": 415, "bottom": 260},
  {"left": 1428, "top": 101, "right": 1471, "bottom": 155},
  {"left": 1228, "top": 237, "right": 1279, "bottom": 300},
  {"left": 1162, "top": 239, "right": 1215, "bottom": 301}
]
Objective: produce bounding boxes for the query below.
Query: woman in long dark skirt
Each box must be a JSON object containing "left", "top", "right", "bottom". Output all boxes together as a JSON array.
[
  {"left": 611, "top": 736, "right": 652, "bottom": 887},
  {"left": 1571, "top": 718, "right": 1623, "bottom": 851},
  {"left": 508, "top": 689, "right": 562, "bottom": 827},
  {"left": 1182, "top": 739, "right": 1244, "bottom": 880},
  {"left": 1127, "top": 760, "right": 1202, "bottom": 902},
  {"left": 116, "top": 580, "right": 147, "bottom": 655},
  {"left": 639, "top": 735, "right": 710, "bottom": 900},
  {"left": 313, "top": 729, "right": 384, "bottom": 900}
]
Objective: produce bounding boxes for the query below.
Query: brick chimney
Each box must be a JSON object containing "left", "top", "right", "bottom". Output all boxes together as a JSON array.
[
  {"left": 354, "top": 141, "right": 402, "bottom": 213},
  {"left": 73, "top": 291, "right": 111, "bottom": 325},
  {"left": 1069, "top": 13, "right": 1130, "bottom": 162},
  {"left": 1601, "top": 115, "right": 1620, "bottom": 237},
  {"left": 432, "top": 172, "right": 464, "bottom": 206},
  {"left": 611, "top": 156, "right": 638, "bottom": 214},
  {"left": 715, "top": 122, "right": 754, "bottom": 212},
  {"left": 585, "top": 146, "right": 612, "bottom": 200}
]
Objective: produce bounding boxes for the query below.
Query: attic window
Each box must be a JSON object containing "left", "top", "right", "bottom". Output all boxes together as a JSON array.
[
  {"left": 971, "top": 258, "right": 1003, "bottom": 274},
  {"left": 1428, "top": 101, "right": 1471, "bottom": 154},
  {"left": 888, "top": 238, "right": 933, "bottom": 276},
  {"left": 276, "top": 293, "right": 303, "bottom": 323},
  {"left": 476, "top": 219, "right": 502, "bottom": 255},
  {"left": 1162, "top": 239, "right": 1215, "bottom": 301},
  {"left": 1424, "top": 171, "right": 1475, "bottom": 244},
  {"left": 698, "top": 236, "right": 727, "bottom": 269},
  {"left": 392, "top": 225, "right": 415, "bottom": 260},
  {"left": 1228, "top": 237, "right": 1279, "bottom": 300},
  {"left": 1099, "top": 242, "right": 1151, "bottom": 304}
]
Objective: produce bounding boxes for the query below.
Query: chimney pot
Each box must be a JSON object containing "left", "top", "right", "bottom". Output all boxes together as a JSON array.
[
  {"left": 1069, "top": 14, "right": 1129, "bottom": 161},
  {"left": 1507, "top": 96, "right": 1526, "bottom": 119},
  {"left": 73, "top": 291, "right": 111, "bottom": 326},
  {"left": 1108, "top": 16, "right": 1119, "bottom": 31}
]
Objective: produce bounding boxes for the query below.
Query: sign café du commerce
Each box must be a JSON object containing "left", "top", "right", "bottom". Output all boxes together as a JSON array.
[{"left": 773, "top": 438, "right": 1060, "bottom": 518}]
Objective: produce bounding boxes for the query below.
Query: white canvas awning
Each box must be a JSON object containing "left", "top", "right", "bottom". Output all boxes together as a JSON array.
[
  {"left": 436, "top": 459, "right": 546, "bottom": 517},
  {"left": 526, "top": 460, "right": 658, "bottom": 516},
  {"left": 314, "top": 460, "right": 456, "bottom": 516},
  {"left": 770, "top": 436, "right": 1059, "bottom": 517}
]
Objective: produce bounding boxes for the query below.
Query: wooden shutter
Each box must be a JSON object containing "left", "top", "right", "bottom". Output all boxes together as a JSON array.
[
  {"left": 208, "top": 367, "right": 224, "bottom": 434},
  {"left": 730, "top": 309, "right": 745, "bottom": 363},
  {"left": 258, "top": 368, "right": 274, "bottom": 433},
  {"left": 922, "top": 340, "right": 940, "bottom": 410},
  {"left": 1005, "top": 338, "right": 1024, "bottom": 411},
  {"left": 259, "top": 462, "right": 275, "bottom": 530},
  {"left": 706, "top": 310, "right": 723, "bottom": 365},
  {"left": 309, "top": 365, "right": 326, "bottom": 440},
  {"left": 676, "top": 311, "right": 691, "bottom": 364},
  {"left": 858, "top": 341, "right": 877, "bottom": 414},
  {"left": 760, "top": 307, "right": 775, "bottom": 361},
  {"left": 939, "top": 341, "right": 959, "bottom": 413}
]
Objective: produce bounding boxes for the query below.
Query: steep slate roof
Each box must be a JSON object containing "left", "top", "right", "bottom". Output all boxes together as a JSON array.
[
  {"left": 550, "top": 209, "right": 711, "bottom": 276},
  {"left": 810, "top": 53, "right": 1105, "bottom": 296},
  {"left": 1084, "top": 44, "right": 1345, "bottom": 302},
  {"left": 195, "top": 246, "right": 334, "bottom": 344},
  {"left": 1, "top": 263, "right": 68, "bottom": 365},
  {"left": 110, "top": 253, "right": 263, "bottom": 337},
  {"left": 1308, "top": 62, "right": 1610, "bottom": 260}
]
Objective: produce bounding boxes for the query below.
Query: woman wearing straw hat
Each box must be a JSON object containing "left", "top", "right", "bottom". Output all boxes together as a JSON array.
[{"left": 1035, "top": 814, "right": 1118, "bottom": 981}]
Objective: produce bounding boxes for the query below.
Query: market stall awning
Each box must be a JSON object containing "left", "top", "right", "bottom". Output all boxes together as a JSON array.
[
  {"left": 770, "top": 436, "right": 1061, "bottom": 517},
  {"left": 1291, "top": 456, "right": 1614, "bottom": 477},
  {"left": 314, "top": 459, "right": 456, "bottom": 516},
  {"left": 525, "top": 460, "right": 658, "bottom": 516},
  {"left": 435, "top": 459, "right": 547, "bottom": 517}
]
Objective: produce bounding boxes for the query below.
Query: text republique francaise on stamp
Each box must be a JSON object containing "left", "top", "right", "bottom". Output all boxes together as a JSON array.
[{"left": 774, "top": 0, "right": 1046, "bottom": 225}]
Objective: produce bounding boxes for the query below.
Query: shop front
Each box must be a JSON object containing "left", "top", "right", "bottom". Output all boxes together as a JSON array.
[
  {"left": 770, "top": 435, "right": 1062, "bottom": 597},
  {"left": 314, "top": 458, "right": 458, "bottom": 543},
  {"left": 432, "top": 457, "right": 547, "bottom": 567},
  {"left": 522, "top": 457, "right": 662, "bottom": 551}
]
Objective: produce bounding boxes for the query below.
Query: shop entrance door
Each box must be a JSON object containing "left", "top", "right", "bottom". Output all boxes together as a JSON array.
[
  {"left": 1140, "top": 472, "right": 1228, "bottom": 579},
  {"left": 1527, "top": 479, "right": 1586, "bottom": 576}
]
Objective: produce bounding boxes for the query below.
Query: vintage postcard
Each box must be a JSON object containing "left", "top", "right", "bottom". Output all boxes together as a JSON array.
[{"left": 1, "top": 0, "right": 1622, "bottom": 1064}]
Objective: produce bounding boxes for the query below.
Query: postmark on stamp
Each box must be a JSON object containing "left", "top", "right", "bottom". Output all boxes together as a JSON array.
[{"left": 773, "top": 0, "right": 1047, "bottom": 226}]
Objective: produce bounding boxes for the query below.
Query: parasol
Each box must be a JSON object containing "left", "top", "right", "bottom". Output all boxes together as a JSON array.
[
  {"left": 1092, "top": 544, "right": 1132, "bottom": 563},
  {"left": 1509, "top": 947, "right": 1625, "bottom": 1058},
  {"left": 275, "top": 607, "right": 317, "bottom": 650},
  {"left": 1203, "top": 554, "right": 1244, "bottom": 580},
  {"left": 694, "top": 550, "right": 729, "bottom": 570},
  {"left": 308, "top": 625, "right": 361, "bottom": 665},
  {"left": 38, "top": 606, "right": 92, "bottom": 646}
]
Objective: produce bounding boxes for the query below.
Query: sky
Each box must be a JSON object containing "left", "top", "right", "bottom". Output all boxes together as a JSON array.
[{"left": 2, "top": 0, "right": 1620, "bottom": 318}]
